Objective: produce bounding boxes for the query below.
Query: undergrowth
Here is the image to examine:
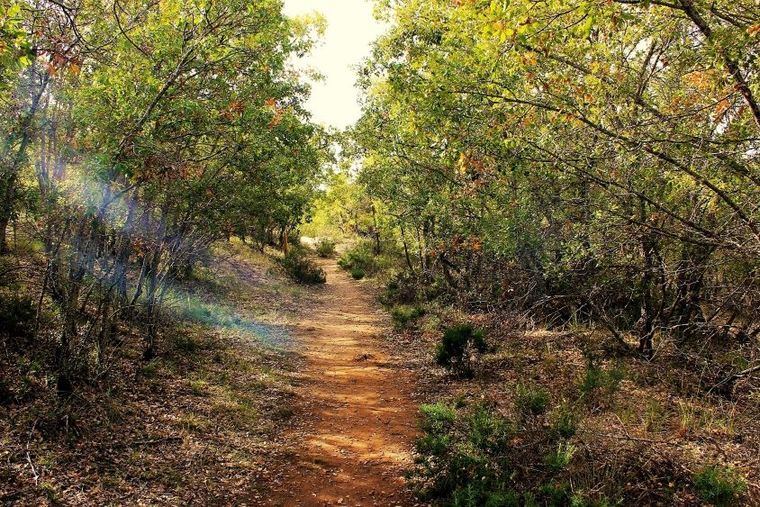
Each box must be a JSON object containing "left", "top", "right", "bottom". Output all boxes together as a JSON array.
[
  {"left": 281, "top": 248, "right": 326, "bottom": 284},
  {"left": 435, "top": 324, "right": 487, "bottom": 377}
]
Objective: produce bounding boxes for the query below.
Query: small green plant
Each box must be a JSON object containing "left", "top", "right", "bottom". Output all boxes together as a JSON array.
[
  {"left": 281, "top": 249, "right": 326, "bottom": 284},
  {"left": 545, "top": 441, "right": 576, "bottom": 471},
  {"left": 417, "top": 404, "right": 455, "bottom": 458},
  {"left": 315, "top": 237, "right": 336, "bottom": 258},
  {"left": 579, "top": 362, "right": 624, "bottom": 406},
  {"left": 435, "top": 324, "right": 487, "bottom": 376},
  {"left": 551, "top": 405, "right": 578, "bottom": 438},
  {"left": 420, "top": 402, "right": 456, "bottom": 433},
  {"left": 465, "top": 404, "right": 512, "bottom": 451},
  {"left": 189, "top": 379, "right": 209, "bottom": 396},
  {"left": 38, "top": 482, "right": 58, "bottom": 502},
  {"left": 515, "top": 384, "right": 549, "bottom": 416},
  {"left": 140, "top": 360, "right": 160, "bottom": 378},
  {"left": 693, "top": 464, "right": 746, "bottom": 506},
  {"left": 350, "top": 266, "right": 366, "bottom": 280},
  {"left": 391, "top": 304, "right": 425, "bottom": 328},
  {"left": 539, "top": 482, "right": 571, "bottom": 505}
]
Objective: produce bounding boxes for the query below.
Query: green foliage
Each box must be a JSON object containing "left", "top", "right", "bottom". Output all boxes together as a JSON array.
[
  {"left": 544, "top": 442, "right": 576, "bottom": 471},
  {"left": 380, "top": 271, "right": 420, "bottom": 305},
  {"left": 281, "top": 249, "right": 326, "bottom": 285},
  {"left": 351, "top": 0, "right": 760, "bottom": 347},
  {"left": 390, "top": 304, "right": 425, "bottom": 329},
  {"left": 414, "top": 403, "right": 515, "bottom": 505},
  {"left": 551, "top": 405, "right": 578, "bottom": 439},
  {"left": 350, "top": 266, "right": 366, "bottom": 280},
  {"left": 539, "top": 482, "right": 571, "bottom": 506},
  {"left": 435, "top": 324, "right": 486, "bottom": 376},
  {"left": 413, "top": 399, "right": 615, "bottom": 505},
  {"left": 337, "top": 241, "right": 378, "bottom": 276},
  {"left": 420, "top": 402, "right": 456, "bottom": 434},
  {"left": 515, "top": 384, "right": 549, "bottom": 416},
  {"left": 315, "top": 238, "right": 336, "bottom": 258},
  {"left": 579, "top": 363, "right": 624, "bottom": 405},
  {"left": 693, "top": 465, "right": 746, "bottom": 506}
]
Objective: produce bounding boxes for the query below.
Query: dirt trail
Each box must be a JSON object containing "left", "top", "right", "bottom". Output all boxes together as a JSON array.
[{"left": 267, "top": 259, "right": 418, "bottom": 506}]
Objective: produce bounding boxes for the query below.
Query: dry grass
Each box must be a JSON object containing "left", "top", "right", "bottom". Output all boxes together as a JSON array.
[{"left": 0, "top": 241, "right": 309, "bottom": 505}]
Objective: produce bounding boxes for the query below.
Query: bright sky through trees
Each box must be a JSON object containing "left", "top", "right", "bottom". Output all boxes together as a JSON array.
[{"left": 283, "top": 0, "right": 384, "bottom": 129}]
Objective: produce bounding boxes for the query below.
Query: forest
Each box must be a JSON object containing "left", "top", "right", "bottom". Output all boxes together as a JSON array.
[{"left": 0, "top": 0, "right": 758, "bottom": 505}]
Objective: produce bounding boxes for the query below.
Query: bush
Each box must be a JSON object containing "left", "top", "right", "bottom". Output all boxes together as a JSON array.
[
  {"left": 420, "top": 402, "right": 456, "bottom": 433},
  {"left": 281, "top": 249, "right": 326, "bottom": 284},
  {"left": 0, "top": 292, "right": 35, "bottom": 339},
  {"left": 380, "top": 271, "right": 420, "bottom": 305},
  {"left": 315, "top": 238, "right": 336, "bottom": 258},
  {"left": 391, "top": 304, "right": 425, "bottom": 329},
  {"left": 350, "top": 266, "right": 366, "bottom": 280},
  {"left": 693, "top": 465, "right": 746, "bottom": 506},
  {"left": 337, "top": 241, "right": 378, "bottom": 276},
  {"left": 412, "top": 400, "right": 599, "bottom": 506},
  {"left": 413, "top": 403, "right": 515, "bottom": 504},
  {"left": 515, "top": 384, "right": 550, "bottom": 416},
  {"left": 435, "top": 324, "right": 487, "bottom": 376}
]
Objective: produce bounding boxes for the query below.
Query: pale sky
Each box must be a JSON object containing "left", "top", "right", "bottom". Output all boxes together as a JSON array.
[{"left": 283, "top": 0, "right": 385, "bottom": 130}]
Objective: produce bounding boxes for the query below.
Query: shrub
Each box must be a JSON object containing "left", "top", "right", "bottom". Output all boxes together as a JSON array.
[
  {"left": 390, "top": 304, "right": 425, "bottom": 328},
  {"left": 315, "top": 237, "right": 336, "bottom": 258},
  {"left": 281, "top": 249, "right": 326, "bottom": 284},
  {"left": 337, "top": 241, "right": 378, "bottom": 276},
  {"left": 417, "top": 403, "right": 455, "bottom": 458},
  {"left": 380, "top": 271, "right": 419, "bottom": 305},
  {"left": 350, "top": 266, "right": 365, "bottom": 280},
  {"left": 435, "top": 324, "right": 487, "bottom": 376},
  {"left": 412, "top": 401, "right": 597, "bottom": 506},
  {"left": 413, "top": 402, "right": 516, "bottom": 505},
  {"left": 515, "top": 384, "right": 549, "bottom": 416},
  {"left": 693, "top": 465, "right": 746, "bottom": 506},
  {"left": 0, "top": 292, "right": 35, "bottom": 339},
  {"left": 539, "top": 483, "right": 571, "bottom": 505}
]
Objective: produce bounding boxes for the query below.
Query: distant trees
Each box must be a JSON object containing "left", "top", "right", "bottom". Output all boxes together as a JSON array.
[
  {"left": 0, "top": 0, "right": 325, "bottom": 393},
  {"left": 354, "top": 0, "right": 760, "bottom": 351}
]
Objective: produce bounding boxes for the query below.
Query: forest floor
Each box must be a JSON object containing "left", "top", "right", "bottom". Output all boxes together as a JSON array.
[
  {"left": 0, "top": 241, "right": 419, "bottom": 505},
  {"left": 3, "top": 239, "right": 758, "bottom": 505}
]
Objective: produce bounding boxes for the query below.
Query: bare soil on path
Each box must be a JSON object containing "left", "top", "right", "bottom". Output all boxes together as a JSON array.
[{"left": 266, "top": 259, "right": 419, "bottom": 506}]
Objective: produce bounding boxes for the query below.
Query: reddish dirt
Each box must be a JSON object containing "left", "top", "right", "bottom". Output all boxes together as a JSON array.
[{"left": 266, "top": 259, "right": 419, "bottom": 506}]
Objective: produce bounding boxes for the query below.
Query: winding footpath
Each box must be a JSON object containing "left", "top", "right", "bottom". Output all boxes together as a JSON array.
[{"left": 267, "top": 259, "right": 418, "bottom": 506}]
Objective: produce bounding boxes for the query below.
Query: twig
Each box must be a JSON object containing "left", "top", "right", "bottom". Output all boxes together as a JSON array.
[
  {"left": 109, "top": 436, "right": 183, "bottom": 448},
  {"left": 25, "top": 451, "right": 38, "bottom": 485},
  {"left": 25, "top": 419, "right": 39, "bottom": 485},
  {"left": 709, "top": 364, "right": 760, "bottom": 394}
]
